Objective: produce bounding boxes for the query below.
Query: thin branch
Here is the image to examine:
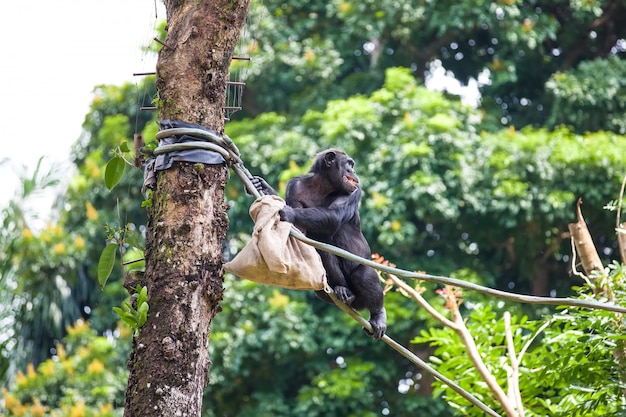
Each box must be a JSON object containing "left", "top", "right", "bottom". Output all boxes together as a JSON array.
[
  {"left": 388, "top": 276, "right": 518, "bottom": 415},
  {"left": 449, "top": 301, "right": 517, "bottom": 417},
  {"left": 517, "top": 319, "right": 552, "bottom": 364},
  {"left": 616, "top": 173, "right": 626, "bottom": 264},
  {"left": 615, "top": 173, "right": 626, "bottom": 230},
  {"left": 570, "top": 235, "right": 592, "bottom": 287},
  {"left": 504, "top": 312, "right": 525, "bottom": 417},
  {"left": 385, "top": 273, "right": 457, "bottom": 329},
  {"left": 540, "top": 230, "right": 570, "bottom": 263}
]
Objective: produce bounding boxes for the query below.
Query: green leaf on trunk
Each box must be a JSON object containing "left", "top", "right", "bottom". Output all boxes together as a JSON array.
[
  {"left": 104, "top": 156, "right": 126, "bottom": 190},
  {"left": 98, "top": 243, "right": 117, "bottom": 287}
]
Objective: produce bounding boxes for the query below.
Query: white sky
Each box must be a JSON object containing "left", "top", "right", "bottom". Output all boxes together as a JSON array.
[{"left": 0, "top": 0, "right": 164, "bottom": 210}]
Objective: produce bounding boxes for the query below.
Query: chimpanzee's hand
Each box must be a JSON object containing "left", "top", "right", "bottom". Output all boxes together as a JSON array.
[
  {"left": 279, "top": 205, "right": 296, "bottom": 223},
  {"left": 334, "top": 286, "right": 356, "bottom": 305},
  {"left": 250, "top": 176, "right": 277, "bottom": 196}
]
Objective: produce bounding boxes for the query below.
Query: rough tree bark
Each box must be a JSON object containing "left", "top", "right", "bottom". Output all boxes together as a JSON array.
[{"left": 124, "top": 1, "right": 251, "bottom": 416}]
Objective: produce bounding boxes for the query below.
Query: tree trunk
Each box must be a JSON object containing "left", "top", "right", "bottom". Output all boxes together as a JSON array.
[{"left": 124, "top": 1, "right": 250, "bottom": 416}]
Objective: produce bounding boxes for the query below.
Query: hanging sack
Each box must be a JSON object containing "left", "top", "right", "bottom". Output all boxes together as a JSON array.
[{"left": 224, "top": 195, "right": 327, "bottom": 290}]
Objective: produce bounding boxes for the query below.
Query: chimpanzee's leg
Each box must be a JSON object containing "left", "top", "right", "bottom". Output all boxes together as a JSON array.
[
  {"left": 314, "top": 250, "right": 356, "bottom": 305},
  {"left": 348, "top": 265, "right": 387, "bottom": 339}
]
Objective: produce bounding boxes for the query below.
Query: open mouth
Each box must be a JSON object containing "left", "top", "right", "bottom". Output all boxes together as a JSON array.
[{"left": 345, "top": 175, "right": 359, "bottom": 187}]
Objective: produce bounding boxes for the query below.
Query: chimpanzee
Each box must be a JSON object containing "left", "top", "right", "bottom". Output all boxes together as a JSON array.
[{"left": 253, "top": 149, "right": 387, "bottom": 339}]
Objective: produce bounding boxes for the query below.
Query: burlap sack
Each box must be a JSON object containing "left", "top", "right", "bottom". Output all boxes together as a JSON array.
[{"left": 224, "top": 195, "right": 327, "bottom": 290}]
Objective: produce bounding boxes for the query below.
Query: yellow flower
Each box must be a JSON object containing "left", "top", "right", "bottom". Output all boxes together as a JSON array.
[
  {"left": 338, "top": 0, "right": 352, "bottom": 13},
  {"left": 99, "top": 403, "right": 114, "bottom": 414},
  {"left": 507, "top": 124, "right": 516, "bottom": 137},
  {"left": 3, "top": 388, "right": 20, "bottom": 410},
  {"left": 27, "top": 363, "right": 36, "bottom": 378},
  {"left": 403, "top": 112, "right": 414, "bottom": 127},
  {"left": 304, "top": 49, "right": 316, "bottom": 62},
  {"left": 67, "top": 319, "right": 90, "bottom": 336},
  {"left": 15, "top": 370, "right": 26, "bottom": 387},
  {"left": 53, "top": 242, "right": 66, "bottom": 255},
  {"left": 77, "top": 346, "right": 90, "bottom": 358},
  {"left": 70, "top": 401, "right": 86, "bottom": 417},
  {"left": 39, "top": 359, "right": 55, "bottom": 377},
  {"left": 117, "top": 322, "right": 132, "bottom": 339},
  {"left": 21, "top": 228, "right": 33, "bottom": 239},
  {"left": 30, "top": 398, "right": 46, "bottom": 417},
  {"left": 62, "top": 359, "right": 74, "bottom": 375},
  {"left": 490, "top": 58, "right": 504, "bottom": 71},
  {"left": 85, "top": 201, "right": 99, "bottom": 220},
  {"left": 56, "top": 343, "right": 67, "bottom": 360},
  {"left": 75, "top": 235, "right": 85, "bottom": 249},
  {"left": 86, "top": 158, "right": 101, "bottom": 178},
  {"left": 522, "top": 17, "right": 534, "bottom": 32},
  {"left": 268, "top": 289, "right": 290, "bottom": 309},
  {"left": 371, "top": 192, "right": 387, "bottom": 207},
  {"left": 87, "top": 358, "right": 105, "bottom": 374},
  {"left": 391, "top": 220, "right": 402, "bottom": 232}
]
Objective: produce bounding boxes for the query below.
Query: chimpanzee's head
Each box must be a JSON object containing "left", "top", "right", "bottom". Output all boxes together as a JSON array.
[{"left": 311, "top": 149, "right": 359, "bottom": 194}]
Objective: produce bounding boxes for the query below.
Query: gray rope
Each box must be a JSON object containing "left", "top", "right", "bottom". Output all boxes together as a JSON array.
[
  {"left": 292, "top": 229, "right": 626, "bottom": 314},
  {"left": 154, "top": 128, "right": 261, "bottom": 197}
]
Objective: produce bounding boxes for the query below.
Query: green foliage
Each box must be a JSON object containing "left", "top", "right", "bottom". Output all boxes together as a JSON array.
[
  {"left": 0, "top": 160, "right": 69, "bottom": 380},
  {"left": 112, "top": 285, "right": 149, "bottom": 337},
  {"left": 240, "top": 0, "right": 626, "bottom": 131},
  {"left": 546, "top": 56, "right": 626, "bottom": 133},
  {"left": 104, "top": 156, "right": 126, "bottom": 190},
  {"left": 5, "top": 2, "right": 626, "bottom": 414},
  {"left": 0, "top": 189, "right": 89, "bottom": 370},
  {"left": 0, "top": 78, "right": 155, "bottom": 379},
  {"left": 2, "top": 320, "right": 130, "bottom": 416},
  {"left": 60, "top": 79, "right": 155, "bottom": 336},
  {"left": 228, "top": 67, "right": 626, "bottom": 298},
  {"left": 97, "top": 244, "right": 117, "bottom": 287},
  {"left": 203, "top": 276, "right": 454, "bottom": 416},
  {"left": 413, "top": 264, "right": 626, "bottom": 416}
]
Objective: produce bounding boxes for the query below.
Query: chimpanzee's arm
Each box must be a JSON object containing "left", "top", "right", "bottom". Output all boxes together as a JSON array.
[{"left": 281, "top": 189, "right": 361, "bottom": 233}]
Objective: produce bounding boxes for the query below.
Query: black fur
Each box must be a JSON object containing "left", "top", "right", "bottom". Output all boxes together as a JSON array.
[{"left": 254, "top": 149, "right": 386, "bottom": 339}]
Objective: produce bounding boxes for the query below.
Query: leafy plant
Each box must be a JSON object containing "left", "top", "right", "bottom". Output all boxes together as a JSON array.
[
  {"left": 2, "top": 320, "right": 130, "bottom": 417},
  {"left": 97, "top": 223, "right": 145, "bottom": 288},
  {"left": 113, "top": 285, "right": 149, "bottom": 337}
]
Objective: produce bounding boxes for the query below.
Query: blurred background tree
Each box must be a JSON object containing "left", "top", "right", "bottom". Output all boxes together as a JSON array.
[
  {"left": 2, "top": 0, "right": 626, "bottom": 415},
  {"left": 239, "top": 0, "right": 626, "bottom": 132}
]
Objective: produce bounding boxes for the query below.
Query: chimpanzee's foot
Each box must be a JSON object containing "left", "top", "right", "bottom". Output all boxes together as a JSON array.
[{"left": 364, "top": 307, "right": 387, "bottom": 339}]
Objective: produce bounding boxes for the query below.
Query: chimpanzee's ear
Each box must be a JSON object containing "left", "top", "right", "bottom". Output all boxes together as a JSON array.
[{"left": 324, "top": 151, "right": 336, "bottom": 167}]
